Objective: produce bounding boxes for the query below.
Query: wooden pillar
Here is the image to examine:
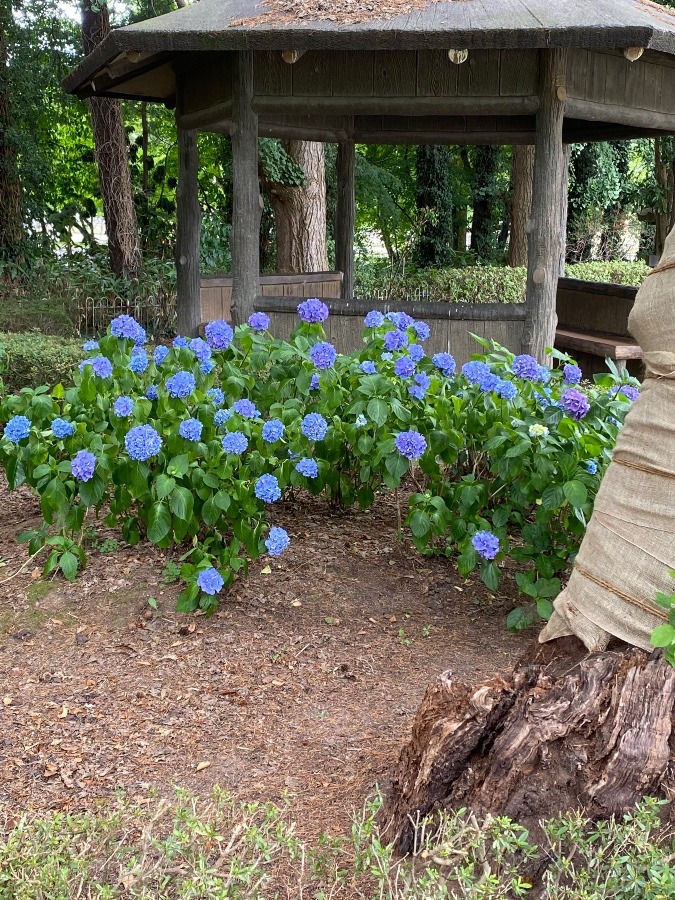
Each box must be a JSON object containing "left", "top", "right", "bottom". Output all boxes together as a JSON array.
[
  {"left": 558, "top": 143, "right": 571, "bottom": 277},
  {"left": 336, "top": 133, "right": 356, "bottom": 300},
  {"left": 230, "top": 50, "right": 260, "bottom": 326},
  {"left": 522, "top": 49, "right": 568, "bottom": 361},
  {"left": 175, "top": 125, "right": 201, "bottom": 337}
]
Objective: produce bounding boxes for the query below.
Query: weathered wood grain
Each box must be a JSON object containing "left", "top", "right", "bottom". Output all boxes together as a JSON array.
[{"left": 175, "top": 126, "right": 201, "bottom": 337}]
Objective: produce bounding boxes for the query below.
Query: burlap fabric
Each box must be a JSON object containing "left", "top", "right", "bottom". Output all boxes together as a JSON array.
[{"left": 539, "top": 229, "right": 675, "bottom": 652}]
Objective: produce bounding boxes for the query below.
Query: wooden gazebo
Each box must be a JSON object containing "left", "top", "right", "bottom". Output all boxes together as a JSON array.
[{"left": 65, "top": 0, "right": 675, "bottom": 357}]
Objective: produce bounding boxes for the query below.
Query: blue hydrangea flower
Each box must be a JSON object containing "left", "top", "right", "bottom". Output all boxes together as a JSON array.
[
  {"left": 394, "top": 356, "right": 416, "bottom": 378},
  {"left": 51, "top": 418, "right": 75, "bottom": 439},
  {"left": 433, "top": 352, "right": 457, "bottom": 377},
  {"left": 407, "top": 344, "right": 425, "bottom": 363},
  {"left": 207, "top": 388, "right": 225, "bottom": 406},
  {"left": 563, "top": 363, "right": 582, "bottom": 385},
  {"left": 82, "top": 340, "right": 99, "bottom": 351},
  {"left": 200, "top": 359, "right": 215, "bottom": 375},
  {"left": 179, "top": 418, "right": 203, "bottom": 441},
  {"left": 384, "top": 329, "right": 408, "bottom": 352},
  {"left": 608, "top": 416, "right": 621, "bottom": 427},
  {"left": 129, "top": 349, "right": 148, "bottom": 374},
  {"left": 233, "top": 398, "right": 259, "bottom": 419},
  {"left": 255, "top": 473, "right": 282, "bottom": 503},
  {"left": 146, "top": 386, "right": 159, "bottom": 401},
  {"left": 413, "top": 321, "right": 431, "bottom": 341},
  {"left": 189, "top": 337, "right": 211, "bottom": 363},
  {"left": 197, "top": 567, "right": 224, "bottom": 595},
  {"left": 81, "top": 356, "right": 113, "bottom": 379},
  {"left": 364, "top": 310, "right": 385, "bottom": 328},
  {"left": 205, "top": 320, "right": 234, "bottom": 351},
  {"left": 265, "top": 525, "right": 290, "bottom": 556},
  {"left": 512, "top": 354, "right": 540, "bottom": 381},
  {"left": 71, "top": 449, "right": 96, "bottom": 482},
  {"left": 537, "top": 365, "right": 551, "bottom": 385},
  {"left": 585, "top": 460, "right": 598, "bottom": 475},
  {"left": 295, "top": 457, "right": 319, "bottom": 478},
  {"left": 297, "top": 298, "right": 329, "bottom": 323},
  {"left": 214, "top": 409, "right": 233, "bottom": 428},
  {"left": 479, "top": 372, "right": 501, "bottom": 393},
  {"left": 462, "top": 360, "right": 491, "bottom": 385},
  {"left": 173, "top": 336, "right": 190, "bottom": 348},
  {"left": 360, "top": 361, "right": 376, "bottom": 374},
  {"left": 125, "top": 424, "right": 163, "bottom": 461},
  {"left": 395, "top": 430, "right": 427, "bottom": 460},
  {"left": 381, "top": 352, "right": 393, "bottom": 361},
  {"left": 248, "top": 312, "right": 270, "bottom": 331},
  {"left": 472, "top": 530, "right": 500, "bottom": 560},
  {"left": 496, "top": 379, "right": 518, "bottom": 400},
  {"left": 262, "top": 419, "right": 285, "bottom": 443},
  {"left": 4, "top": 415, "right": 30, "bottom": 443},
  {"left": 222, "top": 431, "right": 248, "bottom": 454},
  {"left": 166, "top": 371, "right": 196, "bottom": 399},
  {"left": 386, "top": 311, "right": 415, "bottom": 331},
  {"left": 111, "top": 314, "right": 145, "bottom": 344},
  {"left": 154, "top": 345, "right": 170, "bottom": 366},
  {"left": 355, "top": 414, "right": 368, "bottom": 427},
  {"left": 612, "top": 384, "right": 640, "bottom": 402},
  {"left": 409, "top": 372, "right": 430, "bottom": 401},
  {"left": 310, "top": 374, "right": 320, "bottom": 391},
  {"left": 310, "top": 341, "right": 337, "bottom": 370},
  {"left": 113, "top": 396, "right": 134, "bottom": 418},
  {"left": 301, "top": 413, "right": 328, "bottom": 441},
  {"left": 561, "top": 388, "right": 590, "bottom": 420}
]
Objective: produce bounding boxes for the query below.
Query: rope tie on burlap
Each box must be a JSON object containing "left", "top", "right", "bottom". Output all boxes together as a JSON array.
[{"left": 574, "top": 562, "right": 665, "bottom": 619}]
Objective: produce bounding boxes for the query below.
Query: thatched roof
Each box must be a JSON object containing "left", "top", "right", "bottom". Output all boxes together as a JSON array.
[{"left": 64, "top": 0, "right": 675, "bottom": 99}]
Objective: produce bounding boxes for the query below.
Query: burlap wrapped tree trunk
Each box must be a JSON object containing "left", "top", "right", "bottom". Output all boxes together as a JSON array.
[{"left": 380, "top": 226, "right": 675, "bottom": 852}]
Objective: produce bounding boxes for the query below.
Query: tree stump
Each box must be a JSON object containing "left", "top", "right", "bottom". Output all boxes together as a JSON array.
[{"left": 379, "top": 638, "right": 675, "bottom": 854}]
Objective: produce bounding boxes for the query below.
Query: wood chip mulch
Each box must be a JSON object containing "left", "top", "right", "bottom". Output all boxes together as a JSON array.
[{"left": 230, "top": 0, "right": 451, "bottom": 28}]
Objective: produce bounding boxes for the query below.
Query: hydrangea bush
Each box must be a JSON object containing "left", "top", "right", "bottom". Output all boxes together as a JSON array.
[{"left": 0, "top": 305, "right": 639, "bottom": 623}]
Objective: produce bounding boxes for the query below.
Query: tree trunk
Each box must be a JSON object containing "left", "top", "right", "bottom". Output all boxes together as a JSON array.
[
  {"left": 81, "top": 1, "right": 142, "bottom": 279},
  {"left": 379, "top": 638, "right": 675, "bottom": 855},
  {"left": 508, "top": 145, "right": 534, "bottom": 268},
  {"left": 268, "top": 141, "right": 328, "bottom": 273},
  {"left": 414, "top": 145, "right": 453, "bottom": 268},
  {"left": 0, "top": 9, "right": 24, "bottom": 263},
  {"left": 336, "top": 137, "right": 355, "bottom": 300},
  {"left": 470, "top": 145, "right": 502, "bottom": 261},
  {"left": 175, "top": 127, "right": 201, "bottom": 336}
]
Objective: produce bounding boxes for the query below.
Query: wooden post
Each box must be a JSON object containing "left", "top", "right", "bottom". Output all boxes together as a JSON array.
[
  {"left": 522, "top": 49, "right": 568, "bottom": 361},
  {"left": 175, "top": 125, "right": 201, "bottom": 337},
  {"left": 230, "top": 50, "right": 260, "bottom": 326},
  {"left": 336, "top": 133, "right": 355, "bottom": 300}
]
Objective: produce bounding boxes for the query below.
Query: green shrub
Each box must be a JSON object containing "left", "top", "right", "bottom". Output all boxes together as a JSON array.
[
  {"left": 0, "top": 332, "right": 83, "bottom": 393},
  {"left": 565, "top": 260, "right": 651, "bottom": 286}
]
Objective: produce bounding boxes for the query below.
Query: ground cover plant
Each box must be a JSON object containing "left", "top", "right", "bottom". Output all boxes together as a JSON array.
[{"left": 0, "top": 303, "right": 639, "bottom": 624}]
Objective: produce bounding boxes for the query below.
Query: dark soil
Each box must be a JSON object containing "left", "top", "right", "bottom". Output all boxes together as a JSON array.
[{"left": 0, "top": 482, "right": 532, "bottom": 839}]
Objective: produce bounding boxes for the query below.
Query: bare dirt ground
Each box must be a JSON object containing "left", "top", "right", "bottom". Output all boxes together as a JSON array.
[{"left": 0, "top": 483, "right": 532, "bottom": 840}]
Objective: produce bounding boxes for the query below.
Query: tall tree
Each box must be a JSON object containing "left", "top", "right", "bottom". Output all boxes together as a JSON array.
[
  {"left": 81, "top": 0, "right": 142, "bottom": 278},
  {"left": 508, "top": 145, "right": 534, "bottom": 268},
  {"left": 470, "top": 145, "right": 502, "bottom": 261},
  {"left": 0, "top": 2, "right": 24, "bottom": 265},
  {"left": 414, "top": 145, "right": 453, "bottom": 268}
]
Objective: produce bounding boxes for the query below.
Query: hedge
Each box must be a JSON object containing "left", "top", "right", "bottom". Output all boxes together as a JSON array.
[{"left": 1, "top": 332, "right": 83, "bottom": 393}]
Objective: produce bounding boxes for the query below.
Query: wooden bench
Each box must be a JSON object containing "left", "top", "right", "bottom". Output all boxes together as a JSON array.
[{"left": 555, "top": 326, "right": 643, "bottom": 373}]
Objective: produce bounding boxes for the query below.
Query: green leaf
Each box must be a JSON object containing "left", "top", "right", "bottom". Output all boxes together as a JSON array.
[
  {"left": 167, "top": 454, "right": 190, "bottom": 477},
  {"left": 59, "top": 551, "right": 79, "bottom": 582},
  {"left": 170, "top": 486, "right": 194, "bottom": 522},
  {"left": 536, "top": 598, "right": 554, "bottom": 620},
  {"left": 214, "top": 490, "right": 231, "bottom": 512},
  {"left": 563, "top": 479, "right": 588, "bottom": 509},
  {"left": 202, "top": 496, "right": 220, "bottom": 527},
  {"left": 457, "top": 547, "right": 478, "bottom": 577},
  {"left": 33, "top": 463, "right": 52, "bottom": 480},
  {"left": 409, "top": 510, "right": 431, "bottom": 539},
  {"left": 78, "top": 472, "right": 106, "bottom": 508},
  {"left": 40, "top": 476, "right": 67, "bottom": 522},
  {"left": 147, "top": 501, "right": 171, "bottom": 544},
  {"left": 541, "top": 484, "right": 564, "bottom": 511},
  {"left": 507, "top": 606, "right": 537, "bottom": 632},
  {"left": 155, "top": 474, "right": 176, "bottom": 500},
  {"left": 385, "top": 453, "right": 409, "bottom": 480},
  {"left": 366, "top": 397, "right": 388, "bottom": 428},
  {"left": 505, "top": 441, "right": 531, "bottom": 459},
  {"left": 480, "top": 560, "right": 499, "bottom": 592},
  {"left": 176, "top": 583, "right": 200, "bottom": 613},
  {"left": 651, "top": 623, "right": 675, "bottom": 648}
]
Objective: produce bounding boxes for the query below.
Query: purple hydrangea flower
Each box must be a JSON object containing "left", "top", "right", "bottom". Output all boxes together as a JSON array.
[
  {"left": 612, "top": 384, "right": 640, "bottom": 402},
  {"left": 205, "top": 319, "right": 234, "bottom": 351},
  {"left": 413, "top": 321, "right": 431, "bottom": 341},
  {"left": 585, "top": 460, "right": 598, "bottom": 475},
  {"left": 297, "top": 298, "right": 329, "bottom": 323},
  {"left": 4, "top": 415, "right": 30, "bottom": 443},
  {"left": 129, "top": 348, "right": 148, "bottom": 374},
  {"left": 262, "top": 419, "right": 285, "bottom": 443},
  {"left": 110, "top": 314, "right": 145, "bottom": 344},
  {"left": 384, "top": 329, "right": 409, "bottom": 352},
  {"left": 154, "top": 345, "right": 170, "bottom": 366},
  {"left": 295, "top": 457, "right": 319, "bottom": 478},
  {"left": 310, "top": 341, "right": 337, "bottom": 370},
  {"left": 462, "top": 360, "right": 491, "bottom": 385},
  {"left": 179, "top": 418, "right": 203, "bottom": 442},
  {"left": 407, "top": 344, "right": 425, "bottom": 363},
  {"left": 173, "top": 336, "right": 190, "bottom": 348},
  {"left": 221, "top": 431, "right": 248, "bottom": 454},
  {"left": 125, "top": 424, "right": 163, "bottom": 461},
  {"left": 496, "top": 379, "right": 518, "bottom": 400},
  {"left": 409, "top": 372, "right": 430, "bottom": 400},
  {"left": 310, "top": 374, "right": 320, "bottom": 391},
  {"left": 113, "top": 396, "right": 134, "bottom": 418},
  {"left": 197, "top": 567, "right": 224, "bottom": 595},
  {"left": 146, "top": 386, "right": 159, "bottom": 401},
  {"left": 433, "top": 352, "right": 457, "bottom": 377},
  {"left": 233, "top": 398, "right": 259, "bottom": 419},
  {"left": 472, "top": 530, "right": 500, "bottom": 560},
  {"left": 214, "top": 409, "right": 233, "bottom": 428},
  {"left": 51, "top": 418, "right": 75, "bottom": 439},
  {"left": 395, "top": 430, "right": 427, "bottom": 460},
  {"left": 537, "top": 365, "right": 551, "bottom": 385},
  {"left": 71, "top": 449, "right": 96, "bottom": 482},
  {"left": 360, "top": 361, "right": 376, "bottom": 374},
  {"left": 364, "top": 310, "right": 385, "bottom": 328},
  {"left": 166, "top": 371, "right": 196, "bottom": 399},
  {"left": 265, "top": 525, "right": 290, "bottom": 556},
  {"left": 301, "top": 413, "right": 328, "bottom": 441},
  {"left": 394, "top": 356, "right": 416, "bottom": 379},
  {"left": 512, "top": 354, "right": 540, "bottom": 381},
  {"left": 561, "top": 388, "right": 590, "bottom": 420},
  {"left": 248, "top": 312, "right": 270, "bottom": 331},
  {"left": 190, "top": 337, "right": 212, "bottom": 363},
  {"left": 255, "top": 473, "right": 282, "bottom": 503},
  {"left": 563, "top": 363, "right": 582, "bottom": 385},
  {"left": 207, "top": 388, "right": 225, "bottom": 406}
]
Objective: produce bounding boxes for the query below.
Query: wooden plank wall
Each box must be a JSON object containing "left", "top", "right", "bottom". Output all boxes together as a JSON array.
[
  {"left": 200, "top": 272, "right": 343, "bottom": 323},
  {"left": 556, "top": 277, "right": 637, "bottom": 337}
]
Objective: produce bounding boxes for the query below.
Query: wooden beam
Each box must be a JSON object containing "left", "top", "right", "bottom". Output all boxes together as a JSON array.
[
  {"left": 175, "top": 125, "right": 201, "bottom": 336},
  {"left": 522, "top": 48, "right": 568, "bottom": 361},
  {"left": 230, "top": 50, "right": 260, "bottom": 327},
  {"left": 565, "top": 98, "right": 675, "bottom": 133},
  {"left": 252, "top": 95, "right": 539, "bottom": 117},
  {"left": 336, "top": 134, "right": 356, "bottom": 301}
]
